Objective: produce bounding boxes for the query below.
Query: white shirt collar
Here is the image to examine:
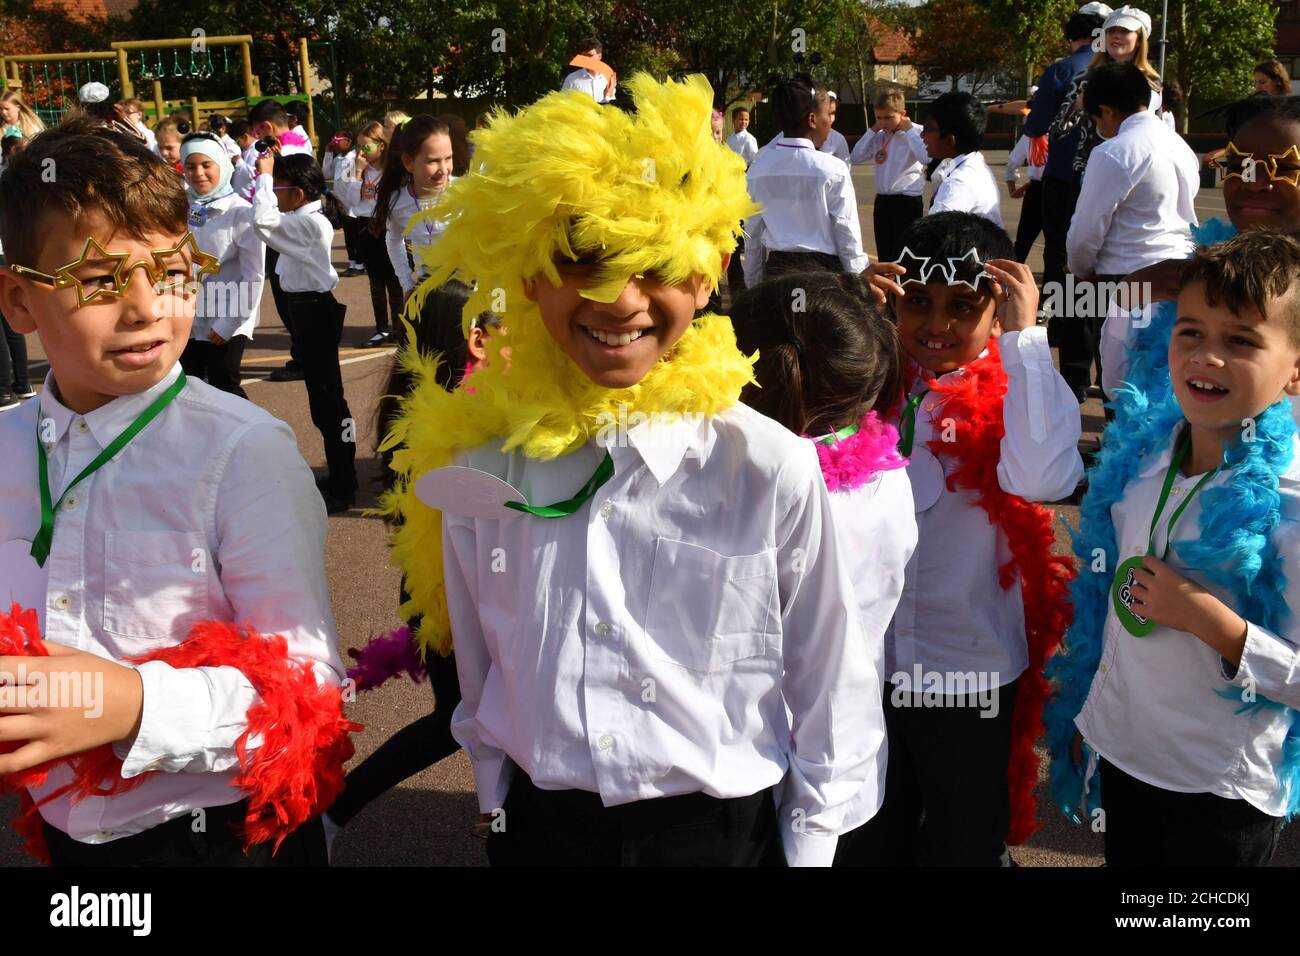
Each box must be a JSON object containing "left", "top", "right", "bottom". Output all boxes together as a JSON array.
[
  {"left": 774, "top": 136, "right": 815, "bottom": 150},
  {"left": 599, "top": 410, "right": 712, "bottom": 487},
  {"left": 39, "top": 362, "right": 183, "bottom": 454},
  {"left": 1117, "top": 109, "right": 1155, "bottom": 136}
]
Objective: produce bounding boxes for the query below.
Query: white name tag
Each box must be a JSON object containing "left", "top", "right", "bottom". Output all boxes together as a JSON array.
[{"left": 414, "top": 466, "right": 527, "bottom": 520}]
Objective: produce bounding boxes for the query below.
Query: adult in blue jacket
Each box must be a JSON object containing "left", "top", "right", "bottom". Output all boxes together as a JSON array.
[{"left": 1024, "top": 3, "right": 1108, "bottom": 396}]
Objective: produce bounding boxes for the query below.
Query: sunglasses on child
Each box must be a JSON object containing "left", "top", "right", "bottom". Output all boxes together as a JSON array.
[
  {"left": 1211, "top": 143, "right": 1300, "bottom": 187},
  {"left": 9, "top": 233, "right": 220, "bottom": 307}
]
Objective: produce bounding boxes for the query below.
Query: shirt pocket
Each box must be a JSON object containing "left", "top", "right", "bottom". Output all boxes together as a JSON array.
[
  {"left": 102, "top": 530, "right": 211, "bottom": 648},
  {"left": 643, "top": 538, "right": 777, "bottom": 674}
]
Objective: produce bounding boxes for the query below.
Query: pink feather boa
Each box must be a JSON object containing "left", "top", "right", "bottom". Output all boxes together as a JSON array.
[
  {"left": 346, "top": 625, "right": 428, "bottom": 691},
  {"left": 809, "top": 411, "right": 907, "bottom": 492}
]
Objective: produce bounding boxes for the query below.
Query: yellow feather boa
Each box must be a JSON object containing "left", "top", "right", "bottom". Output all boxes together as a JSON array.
[{"left": 379, "top": 73, "right": 761, "bottom": 657}]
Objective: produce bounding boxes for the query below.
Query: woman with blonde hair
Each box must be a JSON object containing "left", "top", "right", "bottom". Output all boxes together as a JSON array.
[
  {"left": 382, "top": 110, "right": 410, "bottom": 142},
  {"left": 1050, "top": 6, "right": 1161, "bottom": 177},
  {"left": 0, "top": 90, "right": 45, "bottom": 139},
  {"left": 1255, "top": 59, "right": 1292, "bottom": 96}
]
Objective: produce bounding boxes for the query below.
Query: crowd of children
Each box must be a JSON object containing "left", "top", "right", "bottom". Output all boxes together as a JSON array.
[{"left": 4, "top": 3, "right": 1300, "bottom": 871}]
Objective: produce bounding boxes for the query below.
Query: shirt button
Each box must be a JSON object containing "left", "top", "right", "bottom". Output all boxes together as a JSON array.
[
  {"left": 597, "top": 734, "right": 614, "bottom": 751},
  {"left": 593, "top": 621, "right": 611, "bottom": 637},
  {"left": 599, "top": 501, "right": 614, "bottom": 518},
  {"left": 53, "top": 594, "right": 72, "bottom": 610},
  {"left": 96, "top": 829, "right": 114, "bottom": 840},
  {"left": 75, "top": 420, "right": 89, "bottom": 433},
  {"left": 62, "top": 495, "right": 78, "bottom": 511}
]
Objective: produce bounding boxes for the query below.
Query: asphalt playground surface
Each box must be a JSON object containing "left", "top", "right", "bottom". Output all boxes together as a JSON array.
[{"left": 1, "top": 152, "right": 1294, "bottom": 867}]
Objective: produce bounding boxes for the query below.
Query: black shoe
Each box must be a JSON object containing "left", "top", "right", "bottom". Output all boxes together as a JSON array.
[
  {"left": 267, "top": 365, "right": 305, "bottom": 382},
  {"left": 341, "top": 267, "right": 362, "bottom": 278},
  {"left": 12, "top": 385, "right": 36, "bottom": 399},
  {"left": 0, "top": 394, "right": 19, "bottom": 411},
  {"left": 320, "top": 489, "right": 354, "bottom": 514},
  {"left": 364, "top": 331, "right": 391, "bottom": 347}
]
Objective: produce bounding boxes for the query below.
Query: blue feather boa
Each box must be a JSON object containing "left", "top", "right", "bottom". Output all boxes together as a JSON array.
[{"left": 1044, "top": 218, "right": 1300, "bottom": 821}]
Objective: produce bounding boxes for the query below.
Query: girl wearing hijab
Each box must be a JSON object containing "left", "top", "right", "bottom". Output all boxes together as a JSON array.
[{"left": 178, "top": 130, "right": 267, "bottom": 397}]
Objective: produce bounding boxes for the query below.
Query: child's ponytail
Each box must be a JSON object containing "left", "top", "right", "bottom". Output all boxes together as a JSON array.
[
  {"left": 731, "top": 271, "right": 904, "bottom": 437},
  {"left": 370, "top": 113, "right": 451, "bottom": 237}
]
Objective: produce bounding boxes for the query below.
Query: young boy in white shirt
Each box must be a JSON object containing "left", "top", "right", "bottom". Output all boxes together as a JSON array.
[
  {"left": 858, "top": 212, "right": 1082, "bottom": 865},
  {"left": 252, "top": 150, "right": 357, "bottom": 512},
  {"left": 820, "top": 91, "right": 851, "bottom": 164},
  {"left": 1048, "top": 231, "right": 1300, "bottom": 866},
  {"left": 1067, "top": 61, "right": 1198, "bottom": 280},
  {"left": 850, "top": 88, "right": 929, "bottom": 263},
  {"left": 725, "top": 106, "right": 758, "bottom": 167},
  {"left": 922, "top": 92, "right": 1004, "bottom": 227},
  {"left": 387, "top": 73, "right": 880, "bottom": 867},
  {"left": 1067, "top": 62, "right": 1199, "bottom": 402},
  {"left": 744, "top": 73, "right": 870, "bottom": 287},
  {"left": 0, "top": 117, "right": 348, "bottom": 866}
]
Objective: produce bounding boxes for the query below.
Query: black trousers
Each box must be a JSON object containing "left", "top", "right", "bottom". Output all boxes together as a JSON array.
[
  {"left": 726, "top": 228, "right": 747, "bottom": 300},
  {"left": 281, "top": 290, "right": 356, "bottom": 497},
  {"left": 764, "top": 249, "right": 844, "bottom": 279},
  {"left": 328, "top": 646, "right": 462, "bottom": 826},
  {"left": 43, "top": 799, "right": 328, "bottom": 866},
  {"left": 341, "top": 213, "right": 364, "bottom": 263},
  {"left": 873, "top": 192, "right": 925, "bottom": 265},
  {"left": 836, "top": 679, "right": 1018, "bottom": 867},
  {"left": 0, "top": 311, "right": 29, "bottom": 397},
  {"left": 180, "top": 334, "right": 251, "bottom": 398},
  {"left": 1013, "top": 179, "right": 1045, "bottom": 264},
  {"left": 487, "top": 775, "right": 787, "bottom": 867},
  {"left": 357, "top": 228, "right": 402, "bottom": 334},
  {"left": 265, "top": 247, "right": 300, "bottom": 368},
  {"left": 1058, "top": 274, "right": 1119, "bottom": 403},
  {"left": 1100, "top": 759, "right": 1281, "bottom": 866},
  {"left": 1042, "top": 174, "right": 1081, "bottom": 360}
]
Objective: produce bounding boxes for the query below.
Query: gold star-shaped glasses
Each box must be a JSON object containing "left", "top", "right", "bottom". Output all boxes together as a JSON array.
[
  {"left": 1211, "top": 142, "right": 1300, "bottom": 188},
  {"left": 9, "top": 233, "right": 220, "bottom": 307}
]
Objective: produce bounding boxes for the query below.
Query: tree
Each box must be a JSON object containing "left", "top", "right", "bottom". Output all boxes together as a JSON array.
[
  {"left": 903, "top": 0, "right": 1013, "bottom": 94},
  {"left": 982, "top": 0, "right": 1080, "bottom": 91},
  {"left": 1163, "top": 0, "right": 1276, "bottom": 131}
]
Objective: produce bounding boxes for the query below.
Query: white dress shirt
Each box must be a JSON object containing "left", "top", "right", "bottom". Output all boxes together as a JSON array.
[
  {"left": 1067, "top": 110, "right": 1199, "bottom": 278},
  {"left": 331, "top": 161, "right": 381, "bottom": 219},
  {"left": 725, "top": 129, "right": 759, "bottom": 167},
  {"left": 442, "top": 403, "right": 880, "bottom": 866},
  {"left": 327, "top": 150, "right": 357, "bottom": 214},
  {"left": 930, "top": 151, "right": 1004, "bottom": 227},
  {"left": 251, "top": 174, "right": 339, "bottom": 294},
  {"left": 743, "top": 136, "right": 870, "bottom": 286},
  {"left": 1005, "top": 134, "right": 1046, "bottom": 183},
  {"left": 561, "top": 67, "right": 613, "bottom": 103},
  {"left": 827, "top": 465, "right": 918, "bottom": 822},
  {"left": 385, "top": 184, "right": 454, "bottom": 295},
  {"left": 887, "top": 329, "right": 1084, "bottom": 688},
  {"left": 0, "top": 364, "right": 343, "bottom": 843},
  {"left": 820, "top": 129, "right": 851, "bottom": 164},
  {"left": 849, "top": 126, "right": 929, "bottom": 196},
  {"left": 190, "top": 193, "right": 266, "bottom": 342},
  {"left": 1076, "top": 427, "right": 1300, "bottom": 816}
]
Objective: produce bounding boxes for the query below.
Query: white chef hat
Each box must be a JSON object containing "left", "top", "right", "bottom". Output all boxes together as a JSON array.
[
  {"left": 78, "top": 81, "right": 111, "bottom": 104},
  {"left": 1078, "top": 3, "right": 1113, "bottom": 17}
]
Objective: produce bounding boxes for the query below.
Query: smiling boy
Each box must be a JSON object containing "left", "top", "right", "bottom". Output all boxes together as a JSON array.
[
  {"left": 849, "top": 212, "right": 1082, "bottom": 866},
  {"left": 0, "top": 117, "right": 345, "bottom": 866},
  {"left": 386, "top": 74, "right": 881, "bottom": 867},
  {"left": 1050, "top": 231, "right": 1300, "bottom": 866}
]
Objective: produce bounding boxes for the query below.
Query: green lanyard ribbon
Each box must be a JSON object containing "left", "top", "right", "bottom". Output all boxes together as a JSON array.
[
  {"left": 31, "top": 372, "right": 187, "bottom": 567},
  {"left": 1145, "top": 431, "right": 1221, "bottom": 559},
  {"left": 1112, "top": 429, "right": 1222, "bottom": 638},
  {"left": 504, "top": 451, "right": 615, "bottom": 518},
  {"left": 897, "top": 389, "right": 930, "bottom": 457},
  {"left": 815, "top": 424, "right": 860, "bottom": 446}
]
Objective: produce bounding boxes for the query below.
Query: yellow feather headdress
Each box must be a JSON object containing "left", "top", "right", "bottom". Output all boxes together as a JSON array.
[{"left": 382, "top": 74, "right": 761, "bottom": 656}]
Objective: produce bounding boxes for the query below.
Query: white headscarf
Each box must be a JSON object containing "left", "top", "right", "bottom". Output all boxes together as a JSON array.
[{"left": 180, "top": 134, "right": 235, "bottom": 205}]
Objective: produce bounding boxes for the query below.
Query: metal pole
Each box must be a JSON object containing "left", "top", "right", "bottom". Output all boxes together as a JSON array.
[{"left": 1158, "top": 0, "right": 1170, "bottom": 81}]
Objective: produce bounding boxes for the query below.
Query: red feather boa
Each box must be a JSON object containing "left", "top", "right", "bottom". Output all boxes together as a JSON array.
[
  {"left": 919, "top": 341, "right": 1076, "bottom": 845},
  {"left": 0, "top": 604, "right": 360, "bottom": 862}
]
